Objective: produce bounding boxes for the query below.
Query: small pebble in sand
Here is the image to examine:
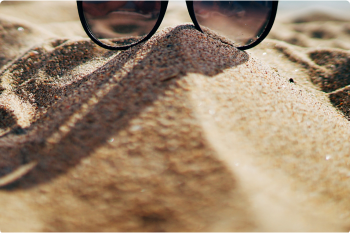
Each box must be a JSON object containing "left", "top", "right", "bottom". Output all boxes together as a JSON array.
[
  {"left": 108, "top": 138, "right": 114, "bottom": 143},
  {"left": 0, "top": 161, "right": 38, "bottom": 187},
  {"left": 29, "top": 51, "right": 39, "bottom": 57},
  {"left": 130, "top": 125, "right": 142, "bottom": 132}
]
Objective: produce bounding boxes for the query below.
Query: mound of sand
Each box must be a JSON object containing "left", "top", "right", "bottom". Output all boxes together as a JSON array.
[{"left": 1, "top": 1, "right": 350, "bottom": 232}]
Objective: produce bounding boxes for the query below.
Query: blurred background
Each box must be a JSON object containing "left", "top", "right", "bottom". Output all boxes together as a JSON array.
[
  {"left": 1, "top": 1, "right": 350, "bottom": 32},
  {"left": 278, "top": 1, "right": 349, "bottom": 11}
]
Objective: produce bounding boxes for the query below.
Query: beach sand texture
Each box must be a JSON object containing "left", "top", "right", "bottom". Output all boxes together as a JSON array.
[{"left": 1, "top": 1, "right": 350, "bottom": 231}]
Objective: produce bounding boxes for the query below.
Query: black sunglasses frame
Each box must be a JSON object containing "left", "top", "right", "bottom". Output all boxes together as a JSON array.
[{"left": 77, "top": 1, "right": 278, "bottom": 51}]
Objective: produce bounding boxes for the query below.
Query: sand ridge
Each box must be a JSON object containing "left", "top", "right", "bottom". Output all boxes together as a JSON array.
[{"left": 1, "top": 1, "right": 350, "bottom": 232}]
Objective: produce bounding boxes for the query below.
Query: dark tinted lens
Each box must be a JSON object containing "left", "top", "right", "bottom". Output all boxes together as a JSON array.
[
  {"left": 193, "top": 1, "right": 273, "bottom": 47},
  {"left": 82, "top": 1, "right": 161, "bottom": 47}
]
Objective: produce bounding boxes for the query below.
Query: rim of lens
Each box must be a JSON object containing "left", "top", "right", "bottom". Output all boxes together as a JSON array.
[
  {"left": 189, "top": 1, "right": 278, "bottom": 50},
  {"left": 77, "top": 1, "right": 168, "bottom": 50}
]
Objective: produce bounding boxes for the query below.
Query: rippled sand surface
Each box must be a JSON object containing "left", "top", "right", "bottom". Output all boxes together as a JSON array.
[{"left": 1, "top": 1, "right": 350, "bottom": 231}]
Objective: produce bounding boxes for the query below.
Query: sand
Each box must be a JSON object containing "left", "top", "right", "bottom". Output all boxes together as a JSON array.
[{"left": 1, "top": 1, "right": 350, "bottom": 232}]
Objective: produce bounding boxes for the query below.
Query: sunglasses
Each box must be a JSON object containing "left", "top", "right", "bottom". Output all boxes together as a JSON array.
[{"left": 77, "top": 1, "right": 278, "bottom": 50}]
